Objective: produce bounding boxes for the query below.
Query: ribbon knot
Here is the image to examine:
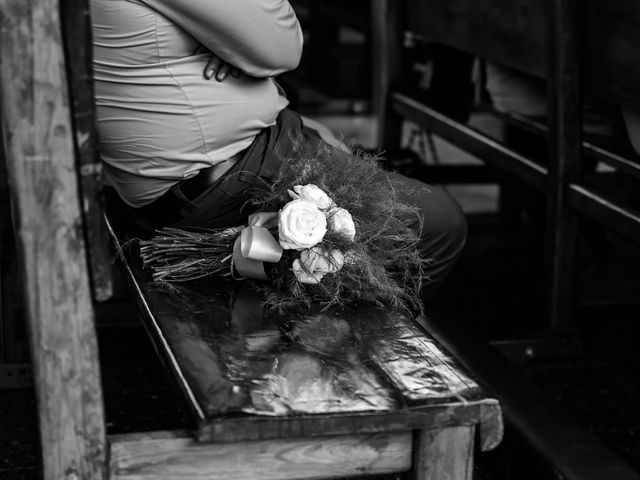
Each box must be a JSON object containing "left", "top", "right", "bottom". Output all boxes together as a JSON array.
[{"left": 232, "top": 212, "right": 283, "bottom": 280}]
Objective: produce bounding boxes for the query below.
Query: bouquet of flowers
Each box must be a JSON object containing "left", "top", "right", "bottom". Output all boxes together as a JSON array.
[{"left": 140, "top": 141, "right": 427, "bottom": 314}]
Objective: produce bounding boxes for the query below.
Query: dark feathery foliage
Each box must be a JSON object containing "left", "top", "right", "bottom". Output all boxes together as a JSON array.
[{"left": 140, "top": 139, "right": 427, "bottom": 315}]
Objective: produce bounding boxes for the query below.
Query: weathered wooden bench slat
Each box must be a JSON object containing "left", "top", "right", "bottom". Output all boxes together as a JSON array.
[
  {"left": 109, "top": 430, "right": 414, "bottom": 480},
  {"left": 195, "top": 399, "right": 502, "bottom": 447}
]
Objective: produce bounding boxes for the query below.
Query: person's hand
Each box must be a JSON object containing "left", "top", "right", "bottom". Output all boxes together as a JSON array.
[{"left": 204, "top": 53, "right": 240, "bottom": 81}]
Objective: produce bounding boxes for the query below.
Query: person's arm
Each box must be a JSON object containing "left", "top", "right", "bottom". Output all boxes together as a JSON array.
[{"left": 141, "top": 0, "right": 303, "bottom": 77}]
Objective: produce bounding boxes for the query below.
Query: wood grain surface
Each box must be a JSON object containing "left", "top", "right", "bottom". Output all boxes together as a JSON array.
[
  {"left": 413, "top": 426, "right": 475, "bottom": 480},
  {"left": 110, "top": 430, "right": 412, "bottom": 480},
  {"left": 0, "top": 0, "right": 106, "bottom": 478}
]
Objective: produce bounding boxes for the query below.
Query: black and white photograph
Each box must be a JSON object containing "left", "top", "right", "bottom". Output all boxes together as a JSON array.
[{"left": 1, "top": 1, "right": 640, "bottom": 479}]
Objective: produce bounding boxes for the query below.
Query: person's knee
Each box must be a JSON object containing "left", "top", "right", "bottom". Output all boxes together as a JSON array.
[
  {"left": 420, "top": 187, "right": 468, "bottom": 260},
  {"left": 385, "top": 172, "right": 467, "bottom": 263}
]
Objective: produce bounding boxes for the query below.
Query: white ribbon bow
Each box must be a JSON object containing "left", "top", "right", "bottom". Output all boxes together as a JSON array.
[{"left": 232, "top": 212, "right": 283, "bottom": 280}]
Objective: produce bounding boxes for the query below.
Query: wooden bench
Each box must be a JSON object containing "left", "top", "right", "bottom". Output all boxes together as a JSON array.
[
  {"left": 0, "top": 0, "right": 503, "bottom": 478},
  {"left": 372, "top": 0, "right": 640, "bottom": 326},
  {"left": 106, "top": 216, "right": 502, "bottom": 479}
]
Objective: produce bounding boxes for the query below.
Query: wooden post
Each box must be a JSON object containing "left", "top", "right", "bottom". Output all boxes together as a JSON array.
[
  {"left": 59, "top": 0, "right": 114, "bottom": 302},
  {"left": 110, "top": 430, "right": 412, "bottom": 480},
  {"left": 412, "top": 426, "right": 475, "bottom": 480},
  {"left": 0, "top": 0, "right": 107, "bottom": 478},
  {"left": 372, "top": 0, "right": 404, "bottom": 148},
  {"left": 546, "top": 0, "right": 581, "bottom": 327}
]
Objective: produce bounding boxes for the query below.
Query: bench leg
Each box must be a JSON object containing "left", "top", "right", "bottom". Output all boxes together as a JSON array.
[{"left": 413, "top": 426, "right": 475, "bottom": 480}]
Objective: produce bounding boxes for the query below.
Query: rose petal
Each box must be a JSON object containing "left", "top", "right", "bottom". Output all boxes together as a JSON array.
[
  {"left": 329, "top": 207, "right": 356, "bottom": 241},
  {"left": 293, "top": 184, "right": 334, "bottom": 210},
  {"left": 278, "top": 199, "right": 327, "bottom": 250}
]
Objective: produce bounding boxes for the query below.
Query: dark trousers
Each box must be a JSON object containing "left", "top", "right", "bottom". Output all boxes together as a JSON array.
[{"left": 106, "top": 109, "right": 467, "bottom": 304}]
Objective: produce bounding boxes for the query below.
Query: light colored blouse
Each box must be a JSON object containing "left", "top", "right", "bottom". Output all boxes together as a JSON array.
[{"left": 90, "top": 0, "right": 303, "bottom": 207}]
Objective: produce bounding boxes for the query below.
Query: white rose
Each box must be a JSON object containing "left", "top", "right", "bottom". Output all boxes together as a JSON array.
[
  {"left": 278, "top": 199, "right": 327, "bottom": 250},
  {"left": 292, "top": 247, "right": 345, "bottom": 284},
  {"left": 328, "top": 207, "right": 356, "bottom": 241},
  {"left": 287, "top": 184, "right": 334, "bottom": 210}
]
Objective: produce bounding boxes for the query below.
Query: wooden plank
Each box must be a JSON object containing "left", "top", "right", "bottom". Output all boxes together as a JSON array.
[
  {"left": 196, "top": 400, "right": 497, "bottom": 444},
  {"left": 412, "top": 426, "right": 475, "bottom": 480},
  {"left": 392, "top": 93, "right": 548, "bottom": 190},
  {"left": 545, "top": 0, "right": 581, "bottom": 328},
  {"left": 110, "top": 430, "right": 412, "bottom": 480},
  {"left": 0, "top": 0, "right": 107, "bottom": 478},
  {"left": 59, "top": 0, "right": 113, "bottom": 302}
]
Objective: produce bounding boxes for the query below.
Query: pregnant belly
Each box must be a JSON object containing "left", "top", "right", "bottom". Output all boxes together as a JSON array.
[{"left": 94, "top": 58, "right": 287, "bottom": 170}]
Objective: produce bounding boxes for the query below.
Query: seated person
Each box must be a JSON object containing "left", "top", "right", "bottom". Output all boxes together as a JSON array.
[{"left": 90, "top": 0, "right": 467, "bottom": 303}]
